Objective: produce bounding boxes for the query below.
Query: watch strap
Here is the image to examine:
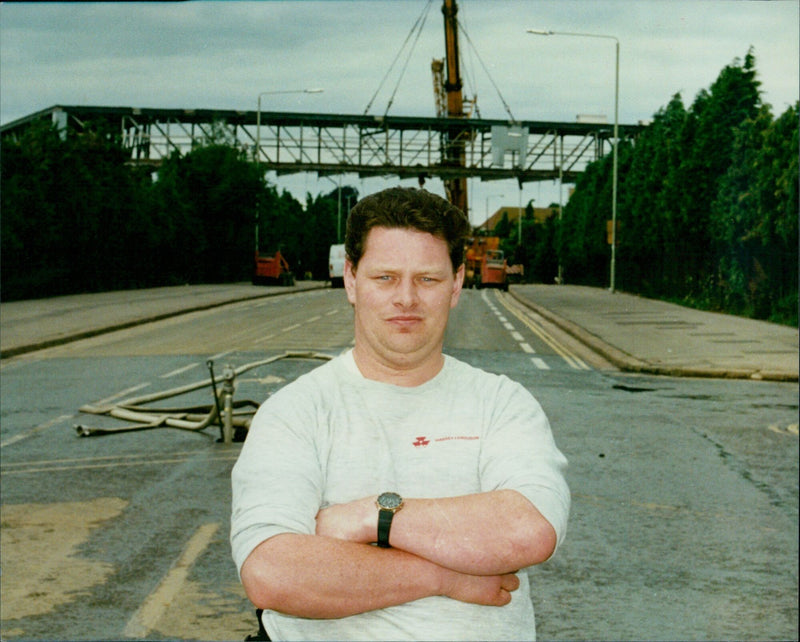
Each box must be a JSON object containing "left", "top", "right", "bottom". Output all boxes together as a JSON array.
[{"left": 377, "top": 509, "right": 394, "bottom": 548}]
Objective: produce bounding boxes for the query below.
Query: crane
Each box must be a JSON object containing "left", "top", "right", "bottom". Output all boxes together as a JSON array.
[{"left": 432, "top": 0, "right": 471, "bottom": 216}]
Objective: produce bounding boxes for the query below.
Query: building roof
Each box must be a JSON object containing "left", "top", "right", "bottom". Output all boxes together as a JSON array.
[{"left": 477, "top": 205, "right": 557, "bottom": 230}]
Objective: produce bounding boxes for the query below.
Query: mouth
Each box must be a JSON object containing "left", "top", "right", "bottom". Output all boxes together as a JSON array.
[{"left": 387, "top": 315, "right": 424, "bottom": 329}]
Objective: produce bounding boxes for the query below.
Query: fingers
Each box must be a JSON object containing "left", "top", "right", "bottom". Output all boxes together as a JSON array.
[
  {"left": 493, "top": 573, "right": 520, "bottom": 606},
  {"left": 440, "top": 568, "right": 521, "bottom": 607},
  {"left": 501, "top": 572, "right": 520, "bottom": 593}
]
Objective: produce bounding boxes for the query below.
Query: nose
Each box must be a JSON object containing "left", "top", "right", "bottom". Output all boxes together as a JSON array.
[{"left": 393, "top": 277, "right": 419, "bottom": 309}]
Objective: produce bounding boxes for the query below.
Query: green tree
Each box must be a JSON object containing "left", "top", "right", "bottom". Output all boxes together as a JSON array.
[
  {"left": 297, "top": 186, "right": 359, "bottom": 279},
  {"left": 0, "top": 122, "right": 62, "bottom": 298},
  {"left": 714, "top": 102, "right": 799, "bottom": 323},
  {"left": 0, "top": 119, "right": 143, "bottom": 298},
  {"left": 618, "top": 94, "right": 687, "bottom": 295},
  {"left": 675, "top": 49, "right": 762, "bottom": 302},
  {"left": 529, "top": 208, "right": 559, "bottom": 284},
  {"left": 257, "top": 186, "right": 306, "bottom": 275},
  {"left": 493, "top": 210, "right": 512, "bottom": 238},
  {"left": 559, "top": 154, "right": 614, "bottom": 287},
  {"left": 149, "top": 143, "right": 264, "bottom": 283}
]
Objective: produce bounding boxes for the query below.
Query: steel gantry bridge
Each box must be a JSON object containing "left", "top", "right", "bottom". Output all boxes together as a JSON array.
[{"left": 1, "top": 105, "right": 643, "bottom": 185}]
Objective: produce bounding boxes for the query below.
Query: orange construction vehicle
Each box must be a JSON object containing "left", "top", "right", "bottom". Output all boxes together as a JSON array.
[
  {"left": 253, "top": 250, "right": 295, "bottom": 286},
  {"left": 464, "top": 237, "right": 508, "bottom": 290},
  {"left": 480, "top": 249, "right": 509, "bottom": 290}
]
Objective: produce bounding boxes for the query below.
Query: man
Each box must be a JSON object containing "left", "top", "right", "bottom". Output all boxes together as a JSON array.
[{"left": 231, "top": 187, "right": 570, "bottom": 641}]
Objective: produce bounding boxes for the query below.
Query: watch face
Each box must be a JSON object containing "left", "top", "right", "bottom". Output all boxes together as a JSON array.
[{"left": 378, "top": 492, "right": 403, "bottom": 510}]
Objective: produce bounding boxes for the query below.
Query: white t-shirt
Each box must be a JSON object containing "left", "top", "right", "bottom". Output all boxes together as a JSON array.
[{"left": 231, "top": 351, "right": 570, "bottom": 641}]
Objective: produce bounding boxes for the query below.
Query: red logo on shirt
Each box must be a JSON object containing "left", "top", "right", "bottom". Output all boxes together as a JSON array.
[{"left": 413, "top": 436, "right": 430, "bottom": 447}]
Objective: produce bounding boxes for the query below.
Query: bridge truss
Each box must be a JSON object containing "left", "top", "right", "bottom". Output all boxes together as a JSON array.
[{"left": 1, "top": 105, "right": 643, "bottom": 185}]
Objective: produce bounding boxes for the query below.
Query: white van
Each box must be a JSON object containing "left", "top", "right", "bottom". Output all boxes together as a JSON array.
[{"left": 328, "top": 244, "right": 346, "bottom": 288}]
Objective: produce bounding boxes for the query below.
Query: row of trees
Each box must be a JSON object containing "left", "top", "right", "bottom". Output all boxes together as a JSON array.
[
  {"left": 1, "top": 121, "right": 354, "bottom": 301},
  {"left": 519, "top": 50, "right": 796, "bottom": 325}
]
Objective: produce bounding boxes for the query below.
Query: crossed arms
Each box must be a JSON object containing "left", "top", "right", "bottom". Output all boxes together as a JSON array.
[{"left": 239, "top": 489, "right": 557, "bottom": 619}]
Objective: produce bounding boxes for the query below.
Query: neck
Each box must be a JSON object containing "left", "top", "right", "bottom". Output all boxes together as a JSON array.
[{"left": 351, "top": 345, "right": 445, "bottom": 387}]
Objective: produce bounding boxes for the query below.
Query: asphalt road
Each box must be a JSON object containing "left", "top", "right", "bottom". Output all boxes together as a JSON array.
[{"left": 1, "top": 288, "right": 797, "bottom": 640}]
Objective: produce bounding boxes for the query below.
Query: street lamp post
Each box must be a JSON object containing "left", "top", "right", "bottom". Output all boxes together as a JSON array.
[
  {"left": 527, "top": 29, "right": 619, "bottom": 292},
  {"left": 255, "top": 88, "right": 324, "bottom": 253},
  {"left": 484, "top": 194, "right": 505, "bottom": 232}
]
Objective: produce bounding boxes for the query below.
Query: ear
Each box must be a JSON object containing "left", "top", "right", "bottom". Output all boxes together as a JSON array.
[
  {"left": 344, "top": 258, "right": 357, "bottom": 306},
  {"left": 450, "top": 263, "right": 465, "bottom": 309}
]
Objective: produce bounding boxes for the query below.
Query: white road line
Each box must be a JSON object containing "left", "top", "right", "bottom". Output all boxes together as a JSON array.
[
  {"left": 0, "top": 414, "right": 74, "bottom": 449},
  {"left": 281, "top": 323, "right": 301, "bottom": 333},
  {"left": 532, "top": 357, "right": 550, "bottom": 370},
  {"left": 482, "top": 290, "right": 536, "bottom": 356},
  {"left": 494, "top": 291, "right": 591, "bottom": 370},
  {"left": 160, "top": 363, "right": 200, "bottom": 378},
  {"left": 123, "top": 522, "right": 220, "bottom": 638}
]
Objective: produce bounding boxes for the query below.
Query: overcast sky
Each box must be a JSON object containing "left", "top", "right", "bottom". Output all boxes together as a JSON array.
[{"left": 2, "top": 0, "right": 797, "bottom": 222}]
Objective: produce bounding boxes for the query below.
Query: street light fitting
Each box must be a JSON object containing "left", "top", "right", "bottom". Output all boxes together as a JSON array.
[
  {"left": 527, "top": 29, "right": 617, "bottom": 44},
  {"left": 258, "top": 88, "right": 325, "bottom": 99}
]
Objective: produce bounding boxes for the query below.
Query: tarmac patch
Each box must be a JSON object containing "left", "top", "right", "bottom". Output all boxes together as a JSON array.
[{"left": 0, "top": 497, "right": 127, "bottom": 622}]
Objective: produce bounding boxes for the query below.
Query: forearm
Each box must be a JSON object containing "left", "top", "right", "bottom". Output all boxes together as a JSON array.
[
  {"left": 240, "top": 532, "right": 518, "bottom": 619},
  {"left": 391, "top": 490, "right": 557, "bottom": 575},
  {"left": 240, "top": 533, "right": 435, "bottom": 618},
  {"left": 318, "top": 489, "right": 557, "bottom": 576}
]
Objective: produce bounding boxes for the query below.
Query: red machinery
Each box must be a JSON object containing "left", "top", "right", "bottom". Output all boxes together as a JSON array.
[
  {"left": 253, "top": 250, "right": 295, "bottom": 286},
  {"left": 479, "top": 249, "right": 508, "bottom": 290},
  {"left": 464, "top": 237, "right": 508, "bottom": 290}
]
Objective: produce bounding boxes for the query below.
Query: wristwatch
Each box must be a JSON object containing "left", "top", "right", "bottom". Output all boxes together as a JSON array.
[{"left": 376, "top": 491, "right": 404, "bottom": 548}]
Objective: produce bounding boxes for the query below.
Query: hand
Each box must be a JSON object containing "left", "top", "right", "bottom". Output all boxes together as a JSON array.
[
  {"left": 315, "top": 497, "right": 375, "bottom": 543},
  {"left": 439, "top": 568, "right": 520, "bottom": 607}
]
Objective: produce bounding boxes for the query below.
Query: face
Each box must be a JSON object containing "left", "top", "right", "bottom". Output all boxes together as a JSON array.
[{"left": 344, "top": 226, "right": 464, "bottom": 383}]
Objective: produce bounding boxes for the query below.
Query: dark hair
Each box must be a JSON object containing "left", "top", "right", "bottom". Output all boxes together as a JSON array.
[{"left": 345, "top": 187, "right": 471, "bottom": 272}]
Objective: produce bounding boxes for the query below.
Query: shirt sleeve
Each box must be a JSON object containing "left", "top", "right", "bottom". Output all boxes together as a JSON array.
[
  {"left": 478, "top": 376, "right": 570, "bottom": 551},
  {"left": 230, "top": 379, "right": 325, "bottom": 575}
]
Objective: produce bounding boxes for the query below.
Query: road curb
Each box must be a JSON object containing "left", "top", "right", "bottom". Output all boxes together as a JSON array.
[
  {"left": 0, "top": 284, "right": 329, "bottom": 359},
  {"left": 508, "top": 288, "right": 798, "bottom": 383}
]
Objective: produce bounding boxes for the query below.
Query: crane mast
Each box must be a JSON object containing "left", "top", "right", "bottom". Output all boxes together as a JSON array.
[
  {"left": 442, "top": 0, "right": 464, "bottom": 119},
  {"left": 439, "top": 0, "right": 469, "bottom": 216}
]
